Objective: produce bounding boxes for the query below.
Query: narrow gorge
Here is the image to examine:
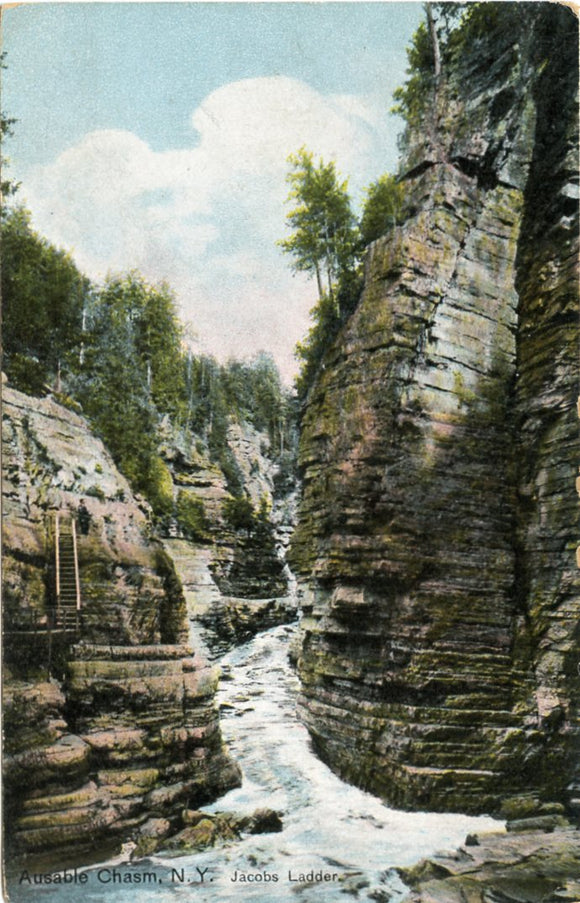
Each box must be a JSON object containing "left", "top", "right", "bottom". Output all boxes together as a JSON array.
[
  {"left": 2, "top": 3, "right": 579, "bottom": 899},
  {"left": 290, "top": 2, "right": 579, "bottom": 821},
  {"left": 2, "top": 382, "right": 296, "bottom": 863}
]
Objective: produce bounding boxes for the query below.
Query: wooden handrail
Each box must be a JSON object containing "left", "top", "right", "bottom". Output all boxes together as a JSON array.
[
  {"left": 51, "top": 510, "right": 83, "bottom": 625},
  {"left": 55, "top": 513, "right": 60, "bottom": 617},
  {"left": 71, "top": 519, "right": 81, "bottom": 611}
]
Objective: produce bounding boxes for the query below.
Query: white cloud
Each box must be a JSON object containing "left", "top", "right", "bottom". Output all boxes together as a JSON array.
[{"left": 19, "top": 75, "right": 393, "bottom": 382}]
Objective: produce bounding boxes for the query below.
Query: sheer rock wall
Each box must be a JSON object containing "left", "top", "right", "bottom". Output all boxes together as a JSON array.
[
  {"left": 290, "top": 6, "right": 579, "bottom": 814},
  {"left": 2, "top": 386, "right": 240, "bottom": 860}
]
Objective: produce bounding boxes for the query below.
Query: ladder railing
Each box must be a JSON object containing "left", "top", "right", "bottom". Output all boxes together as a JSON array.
[{"left": 52, "top": 512, "right": 82, "bottom": 631}]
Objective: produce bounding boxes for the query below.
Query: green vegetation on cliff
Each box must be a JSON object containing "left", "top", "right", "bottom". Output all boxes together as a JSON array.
[
  {"left": 1, "top": 207, "right": 90, "bottom": 397},
  {"left": 391, "top": 3, "right": 539, "bottom": 151},
  {"left": 281, "top": 153, "right": 407, "bottom": 399},
  {"left": 1, "top": 202, "right": 296, "bottom": 514},
  {"left": 290, "top": 0, "right": 579, "bottom": 817},
  {"left": 278, "top": 147, "right": 359, "bottom": 313}
]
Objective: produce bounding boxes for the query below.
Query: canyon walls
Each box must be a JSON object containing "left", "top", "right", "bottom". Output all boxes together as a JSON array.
[
  {"left": 2, "top": 385, "right": 241, "bottom": 861},
  {"left": 291, "top": 5, "right": 579, "bottom": 815},
  {"left": 159, "top": 417, "right": 298, "bottom": 657}
]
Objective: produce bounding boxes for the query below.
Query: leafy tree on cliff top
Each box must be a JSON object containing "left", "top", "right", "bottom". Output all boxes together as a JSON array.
[
  {"left": 73, "top": 273, "right": 188, "bottom": 515},
  {"left": 278, "top": 147, "right": 359, "bottom": 315},
  {"left": 359, "top": 173, "right": 406, "bottom": 247},
  {"left": 392, "top": 3, "right": 518, "bottom": 135},
  {"left": 1, "top": 53, "right": 19, "bottom": 200},
  {"left": 1, "top": 206, "right": 89, "bottom": 395}
]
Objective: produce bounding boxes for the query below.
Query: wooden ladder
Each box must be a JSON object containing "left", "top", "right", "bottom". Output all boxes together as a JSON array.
[{"left": 54, "top": 512, "right": 82, "bottom": 631}]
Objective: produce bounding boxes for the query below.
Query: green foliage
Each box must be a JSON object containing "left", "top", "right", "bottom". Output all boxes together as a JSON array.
[
  {"left": 444, "top": 2, "right": 504, "bottom": 52},
  {"left": 278, "top": 147, "right": 360, "bottom": 312},
  {"left": 391, "top": 20, "right": 435, "bottom": 129},
  {"left": 294, "top": 292, "right": 341, "bottom": 400},
  {"left": 360, "top": 174, "right": 406, "bottom": 246},
  {"left": 136, "top": 278, "right": 186, "bottom": 420},
  {"left": 1, "top": 54, "right": 19, "bottom": 199},
  {"left": 392, "top": 3, "right": 519, "bottom": 135},
  {"left": 279, "top": 147, "right": 369, "bottom": 400},
  {"left": 175, "top": 491, "right": 209, "bottom": 541},
  {"left": 6, "top": 354, "right": 49, "bottom": 397},
  {"left": 222, "top": 352, "right": 291, "bottom": 453},
  {"left": 256, "top": 494, "right": 271, "bottom": 521},
  {"left": 86, "top": 485, "right": 106, "bottom": 502},
  {"left": 144, "top": 456, "right": 174, "bottom": 518},
  {"left": 1, "top": 206, "right": 89, "bottom": 392},
  {"left": 71, "top": 273, "right": 186, "bottom": 515},
  {"left": 73, "top": 278, "right": 159, "bottom": 502},
  {"left": 222, "top": 496, "right": 255, "bottom": 533},
  {"left": 89, "top": 272, "right": 187, "bottom": 422},
  {"left": 186, "top": 351, "right": 294, "bottom": 471}
]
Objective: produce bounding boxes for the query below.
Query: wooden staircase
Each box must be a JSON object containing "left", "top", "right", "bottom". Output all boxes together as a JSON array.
[{"left": 53, "top": 512, "right": 82, "bottom": 632}]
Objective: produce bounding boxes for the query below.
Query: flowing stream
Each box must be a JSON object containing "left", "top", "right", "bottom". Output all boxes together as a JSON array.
[{"left": 8, "top": 623, "right": 502, "bottom": 902}]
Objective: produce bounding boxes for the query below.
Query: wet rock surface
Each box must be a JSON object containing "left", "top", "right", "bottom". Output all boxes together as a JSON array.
[
  {"left": 398, "top": 826, "right": 580, "bottom": 903},
  {"left": 163, "top": 540, "right": 297, "bottom": 659},
  {"left": 158, "top": 807, "right": 283, "bottom": 857},
  {"left": 290, "top": 5, "right": 579, "bottom": 816},
  {"left": 160, "top": 419, "right": 298, "bottom": 657},
  {"left": 2, "top": 388, "right": 241, "bottom": 860}
]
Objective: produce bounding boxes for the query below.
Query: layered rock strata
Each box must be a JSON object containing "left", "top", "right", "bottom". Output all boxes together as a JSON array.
[
  {"left": 163, "top": 540, "right": 296, "bottom": 659},
  {"left": 2, "top": 386, "right": 240, "bottom": 859},
  {"left": 398, "top": 825, "right": 580, "bottom": 903},
  {"left": 160, "top": 420, "right": 297, "bottom": 655},
  {"left": 291, "top": 5, "right": 579, "bottom": 814}
]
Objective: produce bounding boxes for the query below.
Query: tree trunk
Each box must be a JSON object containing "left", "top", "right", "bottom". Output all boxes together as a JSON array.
[
  {"left": 315, "top": 262, "right": 324, "bottom": 300},
  {"left": 426, "top": 4, "right": 441, "bottom": 81},
  {"left": 326, "top": 254, "right": 335, "bottom": 306},
  {"left": 79, "top": 305, "right": 87, "bottom": 366}
]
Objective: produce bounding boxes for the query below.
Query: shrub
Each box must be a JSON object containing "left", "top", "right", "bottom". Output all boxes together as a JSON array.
[
  {"left": 223, "top": 496, "right": 255, "bottom": 533},
  {"left": 175, "top": 491, "right": 210, "bottom": 541},
  {"left": 144, "top": 455, "right": 174, "bottom": 518},
  {"left": 6, "top": 354, "right": 49, "bottom": 397}
]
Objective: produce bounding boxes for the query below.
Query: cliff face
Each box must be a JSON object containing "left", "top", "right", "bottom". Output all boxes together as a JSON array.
[
  {"left": 2, "top": 386, "right": 240, "bottom": 860},
  {"left": 160, "top": 418, "right": 297, "bottom": 657},
  {"left": 291, "top": 6, "right": 579, "bottom": 814}
]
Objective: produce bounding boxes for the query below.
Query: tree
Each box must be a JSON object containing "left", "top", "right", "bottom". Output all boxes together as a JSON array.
[
  {"left": 391, "top": 4, "right": 495, "bottom": 134},
  {"left": 278, "top": 147, "right": 359, "bottom": 313},
  {"left": 135, "top": 277, "right": 186, "bottom": 421},
  {"left": 71, "top": 273, "right": 185, "bottom": 515},
  {"left": 425, "top": 4, "right": 442, "bottom": 82},
  {"left": 1, "top": 206, "right": 89, "bottom": 393},
  {"left": 294, "top": 292, "right": 341, "bottom": 400},
  {"left": 391, "top": 18, "right": 436, "bottom": 131},
  {"left": 89, "top": 272, "right": 187, "bottom": 418},
  {"left": 74, "top": 278, "right": 157, "bottom": 489},
  {"left": 360, "top": 174, "right": 406, "bottom": 247},
  {"left": 1, "top": 52, "right": 19, "bottom": 201}
]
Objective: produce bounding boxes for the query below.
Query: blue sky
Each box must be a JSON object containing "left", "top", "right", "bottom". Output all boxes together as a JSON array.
[{"left": 3, "top": 2, "right": 424, "bottom": 381}]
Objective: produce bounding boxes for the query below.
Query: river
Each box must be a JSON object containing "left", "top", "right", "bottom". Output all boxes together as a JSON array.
[{"left": 7, "top": 623, "right": 502, "bottom": 902}]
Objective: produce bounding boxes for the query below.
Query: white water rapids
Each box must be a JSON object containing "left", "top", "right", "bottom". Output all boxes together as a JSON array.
[{"left": 8, "top": 623, "right": 502, "bottom": 902}]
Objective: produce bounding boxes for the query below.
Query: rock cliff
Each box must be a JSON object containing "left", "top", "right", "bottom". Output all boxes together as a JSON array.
[
  {"left": 2, "top": 385, "right": 240, "bottom": 861},
  {"left": 159, "top": 418, "right": 297, "bottom": 657},
  {"left": 291, "top": 5, "right": 579, "bottom": 815}
]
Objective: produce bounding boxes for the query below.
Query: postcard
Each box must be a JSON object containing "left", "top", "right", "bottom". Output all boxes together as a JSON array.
[{"left": 2, "top": 3, "right": 579, "bottom": 902}]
